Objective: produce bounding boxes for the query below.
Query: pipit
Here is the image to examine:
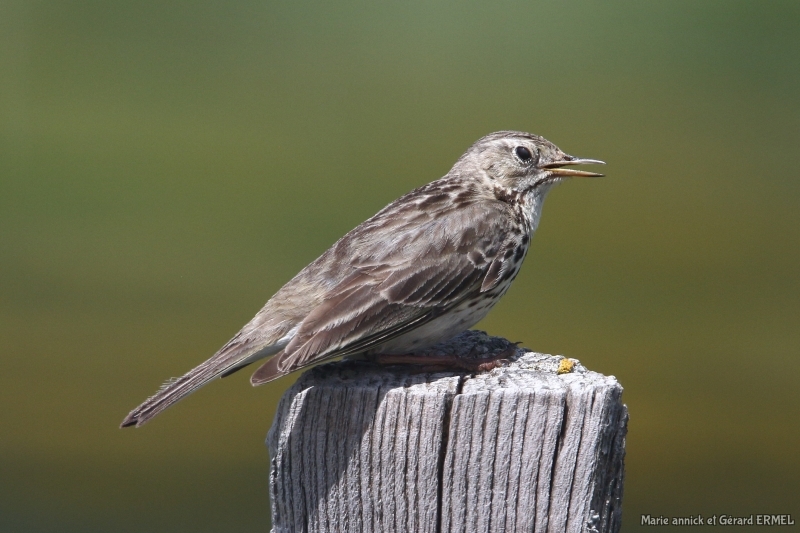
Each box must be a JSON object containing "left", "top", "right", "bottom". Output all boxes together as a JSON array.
[{"left": 121, "top": 131, "right": 603, "bottom": 427}]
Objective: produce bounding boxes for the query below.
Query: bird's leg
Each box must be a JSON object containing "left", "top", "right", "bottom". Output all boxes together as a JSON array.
[{"left": 371, "top": 342, "right": 520, "bottom": 373}]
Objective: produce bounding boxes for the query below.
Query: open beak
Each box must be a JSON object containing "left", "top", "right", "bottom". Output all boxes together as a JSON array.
[{"left": 542, "top": 157, "right": 605, "bottom": 178}]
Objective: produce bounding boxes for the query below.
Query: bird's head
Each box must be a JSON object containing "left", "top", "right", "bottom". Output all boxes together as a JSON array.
[{"left": 453, "top": 131, "right": 605, "bottom": 195}]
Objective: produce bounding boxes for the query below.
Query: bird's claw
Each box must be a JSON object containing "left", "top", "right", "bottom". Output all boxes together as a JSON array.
[{"left": 371, "top": 341, "right": 520, "bottom": 374}]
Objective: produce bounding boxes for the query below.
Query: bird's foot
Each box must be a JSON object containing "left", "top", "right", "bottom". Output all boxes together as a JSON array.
[{"left": 371, "top": 342, "right": 520, "bottom": 374}]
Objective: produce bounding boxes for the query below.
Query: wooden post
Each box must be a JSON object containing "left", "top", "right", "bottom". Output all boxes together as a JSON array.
[{"left": 267, "top": 331, "right": 627, "bottom": 533}]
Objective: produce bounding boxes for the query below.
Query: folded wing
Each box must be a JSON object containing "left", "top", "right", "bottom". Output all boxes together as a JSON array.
[{"left": 251, "top": 192, "right": 524, "bottom": 384}]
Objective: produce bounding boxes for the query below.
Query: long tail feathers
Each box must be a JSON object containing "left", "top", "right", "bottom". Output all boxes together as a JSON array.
[
  {"left": 249, "top": 348, "right": 342, "bottom": 385},
  {"left": 249, "top": 351, "right": 291, "bottom": 385},
  {"left": 120, "top": 340, "right": 282, "bottom": 428}
]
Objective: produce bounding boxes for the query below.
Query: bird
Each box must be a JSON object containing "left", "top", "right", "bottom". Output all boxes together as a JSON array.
[{"left": 121, "top": 131, "right": 604, "bottom": 428}]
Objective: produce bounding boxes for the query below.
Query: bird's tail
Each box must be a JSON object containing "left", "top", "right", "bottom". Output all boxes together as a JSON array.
[
  {"left": 120, "top": 338, "right": 282, "bottom": 428},
  {"left": 249, "top": 349, "right": 294, "bottom": 385}
]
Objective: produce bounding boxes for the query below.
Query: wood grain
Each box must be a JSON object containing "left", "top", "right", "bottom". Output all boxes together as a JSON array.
[{"left": 267, "top": 331, "right": 627, "bottom": 533}]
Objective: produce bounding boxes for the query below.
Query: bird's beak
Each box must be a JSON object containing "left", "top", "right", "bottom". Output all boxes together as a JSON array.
[{"left": 541, "top": 157, "right": 605, "bottom": 178}]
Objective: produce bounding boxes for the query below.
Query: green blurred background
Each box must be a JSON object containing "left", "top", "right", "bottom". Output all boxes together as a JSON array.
[{"left": 1, "top": 1, "right": 798, "bottom": 531}]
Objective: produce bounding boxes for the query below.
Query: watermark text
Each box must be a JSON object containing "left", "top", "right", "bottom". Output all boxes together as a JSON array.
[{"left": 641, "top": 514, "right": 795, "bottom": 526}]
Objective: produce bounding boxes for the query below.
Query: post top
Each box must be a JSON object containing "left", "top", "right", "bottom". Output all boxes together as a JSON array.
[{"left": 293, "top": 330, "right": 622, "bottom": 395}]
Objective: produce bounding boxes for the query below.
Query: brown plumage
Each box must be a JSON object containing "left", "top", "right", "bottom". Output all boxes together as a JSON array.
[{"left": 120, "top": 131, "right": 603, "bottom": 427}]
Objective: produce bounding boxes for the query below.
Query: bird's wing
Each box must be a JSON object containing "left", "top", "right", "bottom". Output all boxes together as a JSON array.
[
  {"left": 250, "top": 194, "right": 524, "bottom": 384},
  {"left": 250, "top": 262, "right": 481, "bottom": 383},
  {"left": 121, "top": 181, "right": 525, "bottom": 426}
]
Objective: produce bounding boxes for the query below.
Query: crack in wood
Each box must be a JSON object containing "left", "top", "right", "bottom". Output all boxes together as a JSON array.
[{"left": 267, "top": 332, "right": 627, "bottom": 533}]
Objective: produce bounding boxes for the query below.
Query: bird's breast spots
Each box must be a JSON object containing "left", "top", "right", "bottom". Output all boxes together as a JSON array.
[{"left": 493, "top": 186, "right": 522, "bottom": 205}]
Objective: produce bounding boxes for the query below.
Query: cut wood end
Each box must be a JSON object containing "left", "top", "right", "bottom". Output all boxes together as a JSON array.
[
  {"left": 267, "top": 329, "right": 627, "bottom": 533},
  {"left": 290, "top": 330, "right": 620, "bottom": 395}
]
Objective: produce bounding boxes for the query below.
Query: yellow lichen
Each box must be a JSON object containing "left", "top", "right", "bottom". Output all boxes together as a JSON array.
[{"left": 557, "top": 358, "right": 575, "bottom": 375}]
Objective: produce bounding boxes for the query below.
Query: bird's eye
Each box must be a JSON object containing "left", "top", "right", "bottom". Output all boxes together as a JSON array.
[{"left": 514, "top": 146, "right": 533, "bottom": 163}]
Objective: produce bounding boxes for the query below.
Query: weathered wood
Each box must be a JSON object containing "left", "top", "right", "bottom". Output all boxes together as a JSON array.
[{"left": 267, "top": 331, "right": 627, "bottom": 533}]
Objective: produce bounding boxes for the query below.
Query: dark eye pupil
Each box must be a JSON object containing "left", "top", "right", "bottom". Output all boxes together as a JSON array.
[{"left": 515, "top": 146, "right": 532, "bottom": 162}]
